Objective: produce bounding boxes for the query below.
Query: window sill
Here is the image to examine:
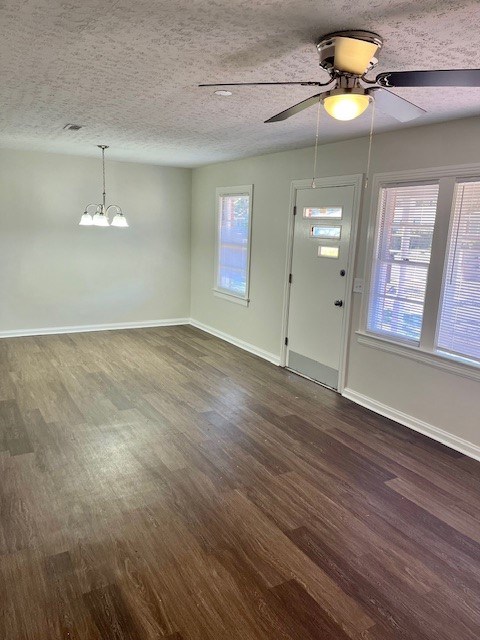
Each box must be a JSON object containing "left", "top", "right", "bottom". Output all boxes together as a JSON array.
[
  {"left": 356, "top": 331, "right": 480, "bottom": 382},
  {"left": 213, "top": 289, "right": 250, "bottom": 307}
]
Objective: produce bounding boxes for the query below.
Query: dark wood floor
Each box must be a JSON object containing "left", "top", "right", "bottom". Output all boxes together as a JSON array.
[{"left": 1, "top": 326, "right": 480, "bottom": 639}]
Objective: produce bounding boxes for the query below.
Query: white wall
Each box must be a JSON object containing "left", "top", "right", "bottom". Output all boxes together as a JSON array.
[
  {"left": 190, "top": 116, "right": 480, "bottom": 453},
  {"left": 0, "top": 148, "right": 192, "bottom": 332}
]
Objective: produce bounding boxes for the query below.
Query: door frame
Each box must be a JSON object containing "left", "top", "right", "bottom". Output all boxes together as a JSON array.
[{"left": 280, "top": 174, "right": 364, "bottom": 392}]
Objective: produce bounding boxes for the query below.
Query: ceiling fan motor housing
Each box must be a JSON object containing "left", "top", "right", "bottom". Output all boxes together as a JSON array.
[{"left": 317, "top": 30, "right": 383, "bottom": 76}]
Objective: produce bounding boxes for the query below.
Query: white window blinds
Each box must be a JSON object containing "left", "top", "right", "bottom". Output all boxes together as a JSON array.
[
  {"left": 216, "top": 191, "right": 251, "bottom": 298},
  {"left": 367, "top": 183, "right": 440, "bottom": 343},
  {"left": 437, "top": 181, "right": 480, "bottom": 361}
]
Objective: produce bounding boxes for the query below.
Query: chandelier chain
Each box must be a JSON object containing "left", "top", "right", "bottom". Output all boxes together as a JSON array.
[{"left": 102, "top": 146, "right": 106, "bottom": 207}]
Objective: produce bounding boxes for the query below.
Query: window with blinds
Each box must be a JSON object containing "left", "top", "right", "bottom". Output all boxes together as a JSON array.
[
  {"left": 437, "top": 181, "right": 480, "bottom": 361},
  {"left": 367, "top": 183, "right": 440, "bottom": 343},
  {"left": 215, "top": 188, "right": 252, "bottom": 299}
]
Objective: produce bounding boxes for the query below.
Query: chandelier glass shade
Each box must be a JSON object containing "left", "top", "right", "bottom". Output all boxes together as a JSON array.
[
  {"left": 79, "top": 145, "right": 129, "bottom": 228},
  {"left": 79, "top": 211, "right": 94, "bottom": 226},
  {"left": 111, "top": 213, "right": 129, "bottom": 227}
]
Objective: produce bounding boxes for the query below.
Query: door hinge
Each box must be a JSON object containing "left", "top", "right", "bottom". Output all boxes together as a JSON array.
[
  {"left": 288, "top": 273, "right": 292, "bottom": 284},
  {"left": 284, "top": 337, "right": 289, "bottom": 346},
  {"left": 293, "top": 205, "right": 297, "bottom": 216}
]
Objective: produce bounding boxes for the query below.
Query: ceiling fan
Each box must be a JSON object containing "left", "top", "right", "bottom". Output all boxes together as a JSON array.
[{"left": 200, "top": 30, "right": 480, "bottom": 123}]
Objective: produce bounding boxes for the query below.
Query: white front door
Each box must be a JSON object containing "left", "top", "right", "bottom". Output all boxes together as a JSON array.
[{"left": 286, "top": 184, "right": 356, "bottom": 390}]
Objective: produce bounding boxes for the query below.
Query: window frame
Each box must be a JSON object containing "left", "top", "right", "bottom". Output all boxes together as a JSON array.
[
  {"left": 366, "top": 179, "right": 441, "bottom": 346},
  {"left": 435, "top": 178, "right": 480, "bottom": 362},
  {"left": 359, "top": 164, "right": 480, "bottom": 381},
  {"left": 213, "top": 185, "right": 253, "bottom": 306}
]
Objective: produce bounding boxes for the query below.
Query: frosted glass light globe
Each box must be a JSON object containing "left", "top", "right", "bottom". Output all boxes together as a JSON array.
[{"left": 323, "top": 92, "right": 370, "bottom": 121}]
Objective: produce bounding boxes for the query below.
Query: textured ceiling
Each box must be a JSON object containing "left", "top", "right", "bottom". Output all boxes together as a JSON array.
[{"left": 1, "top": 0, "right": 480, "bottom": 167}]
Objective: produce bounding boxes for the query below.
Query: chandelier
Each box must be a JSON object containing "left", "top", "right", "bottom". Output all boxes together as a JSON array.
[{"left": 79, "top": 145, "right": 129, "bottom": 227}]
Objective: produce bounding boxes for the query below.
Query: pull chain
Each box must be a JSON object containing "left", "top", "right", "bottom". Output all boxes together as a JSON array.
[
  {"left": 311, "top": 97, "right": 322, "bottom": 188},
  {"left": 364, "top": 99, "right": 376, "bottom": 190}
]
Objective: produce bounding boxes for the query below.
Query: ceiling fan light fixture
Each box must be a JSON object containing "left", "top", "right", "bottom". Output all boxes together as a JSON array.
[
  {"left": 201, "top": 28, "right": 480, "bottom": 126},
  {"left": 323, "top": 90, "right": 371, "bottom": 121}
]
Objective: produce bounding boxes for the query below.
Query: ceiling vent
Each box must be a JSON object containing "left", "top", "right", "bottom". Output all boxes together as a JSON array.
[{"left": 63, "top": 123, "right": 83, "bottom": 131}]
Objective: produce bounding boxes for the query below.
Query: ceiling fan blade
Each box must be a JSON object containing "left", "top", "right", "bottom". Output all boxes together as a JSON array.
[
  {"left": 376, "top": 69, "right": 480, "bottom": 88},
  {"left": 368, "top": 87, "right": 426, "bottom": 122},
  {"left": 265, "top": 93, "right": 324, "bottom": 123},
  {"left": 199, "top": 81, "right": 331, "bottom": 87}
]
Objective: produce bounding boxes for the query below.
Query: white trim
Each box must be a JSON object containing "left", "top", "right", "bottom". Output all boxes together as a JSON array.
[
  {"left": 0, "top": 318, "right": 190, "bottom": 339},
  {"left": 356, "top": 331, "right": 480, "bottom": 382},
  {"left": 213, "top": 289, "right": 249, "bottom": 306},
  {"left": 420, "top": 176, "right": 456, "bottom": 352},
  {"left": 189, "top": 318, "right": 280, "bottom": 365},
  {"left": 280, "top": 174, "right": 364, "bottom": 394},
  {"left": 279, "top": 179, "right": 298, "bottom": 366},
  {"left": 342, "top": 387, "right": 480, "bottom": 462},
  {"left": 214, "top": 184, "right": 253, "bottom": 303}
]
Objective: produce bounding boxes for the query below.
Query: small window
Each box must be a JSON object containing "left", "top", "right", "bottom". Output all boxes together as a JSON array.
[
  {"left": 214, "top": 186, "right": 253, "bottom": 302},
  {"left": 318, "top": 246, "right": 339, "bottom": 259},
  {"left": 304, "top": 206, "right": 342, "bottom": 219},
  {"left": 367, "top": 182, "right": 440, "bottom": 343},
  {"left": 310, "top": 225, "right": 341, "bottom": 239},
  {"left": 437, "top": 180, "right": 480, "bottom": 361}
]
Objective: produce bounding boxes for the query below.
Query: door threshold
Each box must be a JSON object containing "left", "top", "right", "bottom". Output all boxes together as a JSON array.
[{"left": 285, "top": 367, "right": 338, "bottom": 393}]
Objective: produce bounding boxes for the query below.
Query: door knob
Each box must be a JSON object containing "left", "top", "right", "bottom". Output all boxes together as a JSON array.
[{"left": 334, "top": 300, "right": 343, "bottom": 307}]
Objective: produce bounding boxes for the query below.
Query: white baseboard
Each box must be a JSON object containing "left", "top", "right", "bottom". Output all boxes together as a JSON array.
[
  {"left": 342, "top": 388, "right": 480, "bottom": 462},
  {"left": 189, "top": 318, "right": 281, "bottom": 366},
  {"left": 2, "top": 316, "right": 281, "bottom": 365},
  {"left": 0, "top": 318, "right": 190, "bottom": 339}
]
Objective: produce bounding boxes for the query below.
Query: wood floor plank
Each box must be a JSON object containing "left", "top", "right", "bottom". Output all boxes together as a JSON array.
[
  {"left": 221, "top": 489, "right": 375, "bottom": 634},
  {"left": 84, "top": 583, "right": 143, "bottom": 640},
  {"left": 0, "top": 399, "right": 33, "bottom": 456},
  {"left": 271, "top": 578, "right": 352, "bottom": 640},
  {"left": 386, "top": 476, "right": 480, "bottom": 542},
  {"left": 0, "top": 325, "right": 479, "bottom": 639}
]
